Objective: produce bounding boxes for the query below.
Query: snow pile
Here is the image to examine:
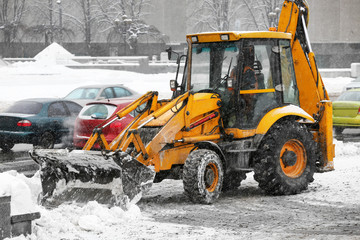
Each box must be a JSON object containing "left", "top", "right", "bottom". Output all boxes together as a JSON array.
[
  {"left": 333, "top": 139, "right": 360, "bottom": 156},
  {"left": 34, "top": 42, "right": 75, "bottom": 65},
  {"left": 33, "top": 201, "right": 142, "bottom": 239},
  {"left": 0, "top": 171, "right": 41, "bottom": 215}
]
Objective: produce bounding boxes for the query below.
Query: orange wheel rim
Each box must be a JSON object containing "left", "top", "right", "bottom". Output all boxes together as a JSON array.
[
  {"left": 205, "top": 162, "right": 219, "bottom": 192},
  {"left": 280, "top": 139, "right": 307, "bottom": 178}
]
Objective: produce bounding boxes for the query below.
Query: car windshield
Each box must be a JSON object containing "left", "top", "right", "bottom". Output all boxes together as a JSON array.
[
  {"left": 337, "top": 91, "right": 360, "bottom": 101},
  {"left": 4, "top": 101, "right": 43, "bottom": 114},
  {"left": 190, "top": 41, "right": 239, "bottom": 92},
  {"left": 65, "top": 88, "right": 100, "bottom": 100},
  {"left": 79, "top": 104, "right": 117, "bottom": 119}
]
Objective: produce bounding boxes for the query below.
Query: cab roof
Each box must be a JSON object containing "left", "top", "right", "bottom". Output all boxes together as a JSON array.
[{"left": 186, "top": 31, "right": 292, "bottom": 43}]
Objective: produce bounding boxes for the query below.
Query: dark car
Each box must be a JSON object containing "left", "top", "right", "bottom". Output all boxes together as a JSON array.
[
  {"left": 0, "top": 98, "right": 82, "bottom": 152},
  {"left": 73, "top": 98, "right": 135, "bottom": 149},
  {"left": 64, "top": 84, "right": 139, "bottom": 106}
]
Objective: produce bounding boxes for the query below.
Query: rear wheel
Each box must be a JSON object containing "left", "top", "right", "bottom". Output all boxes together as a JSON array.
[
  {"left": 0, "top": 142, "right": 15, "bottom": 152},
  {"left": 183, "top": 149, "right": 224, "bottom": 204},
  {"left": 35, "top": 132, "right": 55, "bottom": 149},
  {"left": 253, "top": 121, "right": 316, "bottom": 195}
]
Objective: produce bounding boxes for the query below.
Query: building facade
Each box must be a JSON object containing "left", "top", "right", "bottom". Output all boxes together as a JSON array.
[
  {"left": 1, "top": 0, "right": 359, "bottom": 67},
  {"left": 145, "top": 0, "right": 360, "bottom": 67}
]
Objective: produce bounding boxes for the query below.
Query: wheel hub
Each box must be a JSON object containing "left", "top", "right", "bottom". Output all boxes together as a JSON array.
[
  {"left": 281, "top": 149, "right": 297, "bottom": 167},
  {"left": 205, "top": 167, "right": 215, "bottom": 188},
  {"left": 204, "top": 162, "right": 219, "bottom": 192},
  {"left": 280, "top": 139, "right": 307, "bottom": 178}
]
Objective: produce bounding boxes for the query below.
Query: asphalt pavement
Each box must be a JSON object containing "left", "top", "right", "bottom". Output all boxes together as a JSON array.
[{"left": 0, "top": 144, "right": 44, "bottom": 177}]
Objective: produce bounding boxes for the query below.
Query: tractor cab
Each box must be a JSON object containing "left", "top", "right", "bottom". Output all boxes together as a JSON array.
[{"left": 172, "top": 32, "right": 300, "bottom": 129}]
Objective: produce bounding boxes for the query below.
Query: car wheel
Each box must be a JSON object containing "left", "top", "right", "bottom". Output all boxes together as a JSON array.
[
  {"left": 35, "top": 132, "right": 55, "bottom": 149},
  {"left": 0, "top": 142, "right": 15, "bottom": 152},
  {"left": 334, "top": 127, "right": 344, "bottom": 135}
]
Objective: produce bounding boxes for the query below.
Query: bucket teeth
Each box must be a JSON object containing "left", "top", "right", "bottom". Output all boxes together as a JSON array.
[{"left": 29, "top": 149, "right": 155, "bottom": 209}]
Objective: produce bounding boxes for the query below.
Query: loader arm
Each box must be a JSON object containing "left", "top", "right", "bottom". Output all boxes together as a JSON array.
[
  {"left": 82, "top": 91, "right": 159, "bottom": 151},
  {"left": 81, "top": 91, "right": 192, "bottom": 163},
  {"left": 278, "top": 0, "right": 334, "bottom": 170}
]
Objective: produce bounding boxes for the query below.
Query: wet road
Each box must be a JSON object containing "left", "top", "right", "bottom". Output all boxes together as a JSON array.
[
  {"left": 0, "top": 144, "right": 41, "bottom": 176},
  {"left": 334, "top": 129, "right": 360, "bottom": 142}
]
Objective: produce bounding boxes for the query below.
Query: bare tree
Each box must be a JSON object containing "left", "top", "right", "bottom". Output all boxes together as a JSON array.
[
  {"left": 189, "top": 0, "right": 283, "bottom": 32},
  {"left": 0, "top": 0, "right": 26, "bottom": 56},
  {"left": 26, "top": 0, "right": 74, "bottom": 46},
  {"left": 189, "top": 0, "right": 236, "bottom": 32},
  {"left": 58, "top": 0, "right": 99, "bottom": 55},
  {"left": 94, "top": 0, "right": 167, "bottom": 55},
  {"left": 247, "top": 0, "right": 283, "bottom": 30}
]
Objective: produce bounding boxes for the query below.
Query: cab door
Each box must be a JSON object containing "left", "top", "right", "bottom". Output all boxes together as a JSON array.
[{"left": 233, "top": 39, "right": 283, "bottom": 129}]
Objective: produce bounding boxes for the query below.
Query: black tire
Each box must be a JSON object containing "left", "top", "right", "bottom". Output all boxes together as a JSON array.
[
  {"left": 334, "top": 127, "right": 344, "bottom": 135},
  {"left": 183, "top": 149, "right": 224, "bottom": 204},
  {"left": 0, "top": 142, "right": 15, "bottom": 152},
  {"left": 222, "top": 171, "right": 247, "bottom": 191},
  {"left": 35, "top": 131, "right": 55, "bottom": 149},
  {"left": 253, "top": 121, "right": 316, "bottom": 195}
]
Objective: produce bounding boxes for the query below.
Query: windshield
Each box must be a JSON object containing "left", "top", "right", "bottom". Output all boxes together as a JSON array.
[
  {"left": 5, "top": 101, "right": 43, "bottom": 114},
  {"left": 190, "top": 42, "right": 239, "bottom": 92},
  {"left": 65, "top": 88, "right": 100, "bottom": 100},
  {"left": 79, "top": 104, "right": 117, "bottom": 119},
  {"left": 337, "top": 91, "right": 360, "bottom": 101}
]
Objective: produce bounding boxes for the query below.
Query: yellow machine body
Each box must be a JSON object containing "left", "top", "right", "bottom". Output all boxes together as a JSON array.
[{"left": 32, "top": 0, "right": 334, "bottom": 207}]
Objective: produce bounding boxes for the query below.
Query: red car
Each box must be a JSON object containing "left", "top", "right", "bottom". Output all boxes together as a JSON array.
[{"left": 73, "top": 98, "right": 135, "bottom": 149}]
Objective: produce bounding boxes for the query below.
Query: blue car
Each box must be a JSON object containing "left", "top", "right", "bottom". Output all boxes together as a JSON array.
[{"left": 0, "top": 98, "right": 82, "bottom": 152}]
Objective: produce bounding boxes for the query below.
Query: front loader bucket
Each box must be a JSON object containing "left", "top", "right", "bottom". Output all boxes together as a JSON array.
[{"left": 29, "top": 149, "right": 155, "bottom": 209}]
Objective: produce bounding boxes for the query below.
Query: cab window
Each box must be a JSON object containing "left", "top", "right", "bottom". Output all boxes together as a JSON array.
[{"left": 279, "top": 40, "right": 299, "bottom": 105}]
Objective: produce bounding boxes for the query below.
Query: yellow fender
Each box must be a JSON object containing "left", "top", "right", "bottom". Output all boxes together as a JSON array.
[{"left": 256, "top": 105, "right": 315, "bottom": 135}]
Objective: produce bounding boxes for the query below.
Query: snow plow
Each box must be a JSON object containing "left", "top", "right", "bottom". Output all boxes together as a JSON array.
[{"left": 31, "top": 0, "right": 334, "bottom": 208}]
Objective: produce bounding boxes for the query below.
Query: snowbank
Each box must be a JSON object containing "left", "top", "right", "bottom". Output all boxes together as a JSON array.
[
  {"left": 0, "top": 171, "right": 41, "bottom": 215},
  {"left": 1, "top": 140, "right": 359, "bottom": 239},
  {"left": 33, "top": 201, "right": 142, "bottom": 239}
]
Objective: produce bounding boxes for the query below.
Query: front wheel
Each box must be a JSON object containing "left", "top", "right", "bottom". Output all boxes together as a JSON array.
[
  {"left": 253, "top": 121, "right": 316, "bottom": 195},
  {"left": 183, "top": 149, "right": 224, "bottom": 204}
]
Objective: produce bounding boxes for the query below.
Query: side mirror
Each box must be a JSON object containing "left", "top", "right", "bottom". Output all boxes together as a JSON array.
[
  {"left": 227, "top": 78, "right": 234, "bottom": 91},
  {"left": 170, "top": 79, "right": 178, "bottom": 92},
  {"left": 166, "top": 47, "right": 172, "bottom": 60}
]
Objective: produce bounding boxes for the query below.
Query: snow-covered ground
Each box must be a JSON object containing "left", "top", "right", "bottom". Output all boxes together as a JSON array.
[
  {"left": 2, "top": 140, "right": 360, "bottom": 240},
  {"left": 0, "top": 54, "right": 359, "bottom": 239}
]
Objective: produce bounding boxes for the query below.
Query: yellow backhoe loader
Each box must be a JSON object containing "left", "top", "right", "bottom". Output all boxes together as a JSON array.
[{"left": 30, "top": 0, "right": 334, "bottom": 208}]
